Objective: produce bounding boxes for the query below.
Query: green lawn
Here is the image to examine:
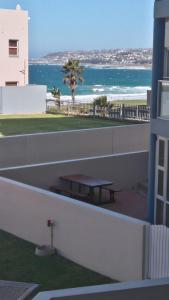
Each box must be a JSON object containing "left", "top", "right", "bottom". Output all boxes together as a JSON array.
[
  {"left": 0, "top": 230, "right": 114, "bottom": 294},
  {"left": 0, "top": 114, "right": 138, "bottom": 137},
  {"left": 113, "top": 99, "right": 147, "bottom": 105}
]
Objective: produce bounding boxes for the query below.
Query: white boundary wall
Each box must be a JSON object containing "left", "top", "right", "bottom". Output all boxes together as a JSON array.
[
  {"left": 0, "top": 85, "right": 47, "bottom": 114},
  {"left": 148, "top": 225, "right": 169, "bottom": 279},
  {"left": 33, "top": 279, "right": 169, "bottom": 300},
  {"left": 0, "top": 176, "right": 148, "bottom": 282},
  {"left": 0, "top": 124, "right": 149, "bottom": 168},
  {"left": 0, "top": 152, "right": 148, "bottom": 190}
]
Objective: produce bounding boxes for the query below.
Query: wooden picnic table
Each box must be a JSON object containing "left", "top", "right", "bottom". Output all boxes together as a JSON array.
[{"left": 59, "top": 174, "right": 112, "bottom": 204}]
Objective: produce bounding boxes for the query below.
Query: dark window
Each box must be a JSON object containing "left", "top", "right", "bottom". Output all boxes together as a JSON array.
[
  {"left": 167, "top": 142, "right": 169, "bottom": 202},
  {"left": 163, "top": 49, "right": 169, "bottom": 78},
  {"left": 9, "top": 40, "right": 18, "bottom": 56},
  {"left": 5, "top": 82, "right": 18, "bottom": 86},
  {"left": 159, "top": 140, "right": 165, "bottom": 166},
  {"left": 156, "top": 199, "right": 164, "bottom": 225},
  {"left": 166, "top": 204, "right": 169, "bottom": 227},
  {"left": 158, "top": 170, "right": 164, "bottom": 196}
]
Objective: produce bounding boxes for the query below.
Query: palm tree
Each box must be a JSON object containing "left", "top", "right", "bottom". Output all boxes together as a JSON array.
[
  {"left": 62, "top": 59, "right": 84, "bottom": 104},
  {"left": 51, "top": 86, "right": 61, "bottom": 107}
]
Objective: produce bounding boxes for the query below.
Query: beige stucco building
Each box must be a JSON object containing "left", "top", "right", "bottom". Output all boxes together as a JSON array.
[{"left": 0, "top": 5, "right": 28, "bottom": 86}]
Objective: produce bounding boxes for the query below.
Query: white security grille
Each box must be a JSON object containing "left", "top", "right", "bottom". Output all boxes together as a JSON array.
[{"left": 148, "top": 225, "right": 169, "bottom": 279}]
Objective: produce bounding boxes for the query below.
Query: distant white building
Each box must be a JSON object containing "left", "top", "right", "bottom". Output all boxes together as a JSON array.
[{"left": 0, "top": 5, "right": 28, "bottom": 86}]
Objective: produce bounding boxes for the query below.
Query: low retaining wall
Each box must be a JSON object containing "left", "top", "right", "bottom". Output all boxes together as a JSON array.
[
  {"left": 33, "top": 279, "right": 169, "bottom": 300},
  {"left": 0, "top": 176, "right": 147, "bottom": 282},
  {"left": 0, "top": 152, "right": 148, "bottom": 190},
  {"left": 0, "top": 124, "right": 149, "bottom": 168}
]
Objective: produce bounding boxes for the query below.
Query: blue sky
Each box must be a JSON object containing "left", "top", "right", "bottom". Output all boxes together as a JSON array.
[{"left": 0, "top": 0, "right": 154, "bottom": 58}]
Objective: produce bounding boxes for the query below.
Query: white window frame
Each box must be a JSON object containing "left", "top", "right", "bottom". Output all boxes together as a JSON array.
[{"left": 154, "top": 136, "right": 168, "bottom": 225}]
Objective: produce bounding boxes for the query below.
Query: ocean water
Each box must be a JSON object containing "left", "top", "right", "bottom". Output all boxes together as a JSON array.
[{"left": 29, "top": 64, "right": 152, "bottom": 102}]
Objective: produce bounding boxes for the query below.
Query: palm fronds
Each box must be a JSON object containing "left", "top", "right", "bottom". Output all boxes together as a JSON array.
[{"left": 62, "top": 59, "right": 84, "bottom": 104}]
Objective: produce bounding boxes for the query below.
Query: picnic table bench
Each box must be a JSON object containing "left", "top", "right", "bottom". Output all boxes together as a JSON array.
[
  {"left": 102, "top": 185, "right": 121, "bottom": 202},
  {"left": 50, "top": 175, "right": 121, "bottom": 205},
  {"left": 50, "top": 185, "right": 89, "bottom": 202},
  {"left": 59, "top": 174, "right": 112, "bottom": 204}
]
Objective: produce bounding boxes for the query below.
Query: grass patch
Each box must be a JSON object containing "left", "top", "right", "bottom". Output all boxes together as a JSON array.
[
  {"left": 112, "top": 99, "right": 147, "bottom": 105},
  {"left": 0, "top": 114, "right": 139, "bottom": 137},
  {"left": 0, "top": 230, "right": 114, "bottom": 293}
]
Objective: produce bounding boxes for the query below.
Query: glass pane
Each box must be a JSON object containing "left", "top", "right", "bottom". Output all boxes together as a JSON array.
[
  {"left": 166, "top": 204, "right": 169, "bottom": 227},
  {"left": 165, "top": 20, "right": 169, "bottom": 49},
  {"left": 158, "top": 170, "right": 164, "bottom": 196},
  {"left": 158, "top": 140, "right": 165, "bottom": 166},
  {"left": 156, "top": 199, "right": 164, "bottom": 225},
  {"left": 160, "top": 82, "right": 169, "bottom": 119},
  {"left": 9, "top": 48, "right": 17, "bottom": 56},
  {"left": 167, "top": 143, "right": 169, "bottom": 202},
  {"left": 9, "top": 40, "right": 17, "bottom": 47},
  {"left": 164, "top": 49, "right": 169, "bottom": 77}
]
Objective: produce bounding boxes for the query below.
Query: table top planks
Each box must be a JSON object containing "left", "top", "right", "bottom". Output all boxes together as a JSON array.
[{"left": 59, "top": 174, "right": 112, "bottom": 188}]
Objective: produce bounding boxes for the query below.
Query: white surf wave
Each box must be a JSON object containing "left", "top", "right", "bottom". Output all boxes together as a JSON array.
[
  {"left": 93, "top": 88, "right": 105, "bottom": 92},
  {"left": 60, "top": 92, "right": 147, "bottom": 104},
  {"left": 90, "top": 85, "right": 151, "bottom": 94}
]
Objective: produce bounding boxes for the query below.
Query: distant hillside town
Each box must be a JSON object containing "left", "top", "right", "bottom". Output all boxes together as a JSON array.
[{"left": 30, "top": 48, "right": 152, "bottom": 68}]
